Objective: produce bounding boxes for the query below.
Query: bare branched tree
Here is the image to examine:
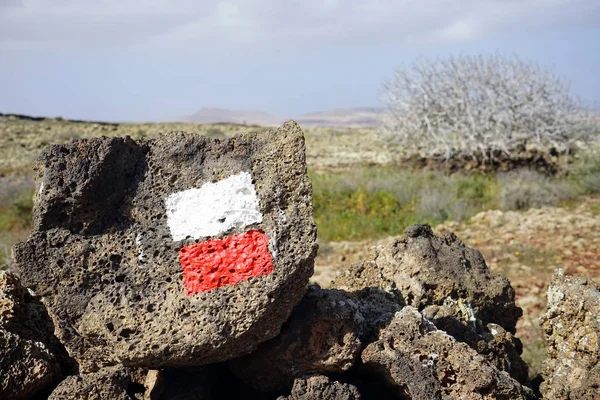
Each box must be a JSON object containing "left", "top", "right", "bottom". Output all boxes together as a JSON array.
[{"left": 381, "top": 53, "right": 597, "bottom": 162}]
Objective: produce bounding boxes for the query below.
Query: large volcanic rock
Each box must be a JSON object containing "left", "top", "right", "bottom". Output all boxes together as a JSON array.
[
  {"left": 540, "top": 269, "right": 600, "bottom": 399},
  {"left": 361, "top": 307, "right": 534, "bottom": 399},
  {"left": 14, "top": 121, "right": 318, "bottom": 372},
  {"left": 47, "top": 366, "right": 147, "bottom": 400},
  {"left": 0, "top": 271, "right": 72, "bottom": 400}
]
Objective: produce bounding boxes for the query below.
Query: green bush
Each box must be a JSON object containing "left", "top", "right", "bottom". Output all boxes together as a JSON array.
[
  {"left": 0, "top": 188, "right": 33, "bottom": 272},
  {"left": 312, "top": 186, "right": 418, "bottom": 240},
  {"left": 310, "top": 166, "right": 499, "bottom": 241},
  {"left": 567, "top": 151, "right": 600, "bottom": 194},
  {"left": 310, "top": 161, "right": 600, "bottom": 241},
  {"left": 0, "top": 190, "right": 34, "bottom": 232}
]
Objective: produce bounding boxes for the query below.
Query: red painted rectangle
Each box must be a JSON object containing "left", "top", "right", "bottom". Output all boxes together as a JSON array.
[{"left": 179, "top": 230, "right": 274, "bottom": 295}]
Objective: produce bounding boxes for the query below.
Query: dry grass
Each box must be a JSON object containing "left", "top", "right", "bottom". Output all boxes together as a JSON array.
[{"left": 498, "top": 169, "right": 580, "bottom": 211}]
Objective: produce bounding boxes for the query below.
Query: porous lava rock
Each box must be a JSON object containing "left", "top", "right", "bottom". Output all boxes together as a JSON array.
[
  {"left": 422, "top": 302, "right": 529, "bottom": 384},
  {"left": 0, "top": 271, "right": 72, "bottom": 400},
  {"left": 348, "top": 286, "right": 403, "bottom": 342},
  {"left": 48, "top": 366, "right": 147, "bottom": 400},
  {"left": 14, "top": 121, "right": 318, "bottom": 372},
  {"left": 231, "top": 286, "right": 365, "bottom": 392},
  {"left": 278, "top": 375, "right": 362, "bottom": 400},
  {"left": 142, "top": 370, "right": 162, "bottom": 400},
  {"left": 331, "top": 224, "right": 530, "bottom": 384},
  {"left": 540, "top": 269, "right": 600, "bottom": 399},
  {"left": 332, "top": 224, "right": 522, "bottom": 333},
  {"left": 361, "top": 306, "right": 535, "bottom": 400}
]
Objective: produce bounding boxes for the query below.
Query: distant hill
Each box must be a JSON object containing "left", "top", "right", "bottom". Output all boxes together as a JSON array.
[
  {"left": 182, "top": 107, "right": 386, "bottom": 128},
  {"left": 185, "top": 108, "right": 282, "bottom": 126}
]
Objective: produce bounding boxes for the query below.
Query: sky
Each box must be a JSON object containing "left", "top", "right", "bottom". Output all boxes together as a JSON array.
[{"left": 1, "top": 0, "right": 599, "bottom": 122}]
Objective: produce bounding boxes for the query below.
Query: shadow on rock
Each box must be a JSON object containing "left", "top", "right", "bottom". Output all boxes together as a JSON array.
[{"left": 0, "top": 271, "right": 75, "bottom": 400}]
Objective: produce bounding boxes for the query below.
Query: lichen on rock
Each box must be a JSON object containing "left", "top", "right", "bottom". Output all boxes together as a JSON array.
[
  {"left": 332, "top": 224, "right": 522, "bottom": 333},
  {"left": 361, "top": 306, "right": 535, "bottom": 399},
  {"left": 540, "top": 268, "right": 600, "bottom": 399}
]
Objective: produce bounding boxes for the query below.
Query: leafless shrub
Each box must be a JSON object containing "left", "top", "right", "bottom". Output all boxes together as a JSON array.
[{"left": 382, "top": 53, "right": 598, "bottom": 162}]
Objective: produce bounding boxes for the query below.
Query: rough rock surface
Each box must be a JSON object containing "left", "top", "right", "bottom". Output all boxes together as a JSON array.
[
  {"left": 331, "top": 224, "right": 529, "bottom": 383},
  {"left": 48, "top": 366, "right": 147, "bottom": 400},
  {"left": 348, "top": 286, "right": 403, "bottom": 342},
  {"left": 142, "top": 370, "right": 162, "bottom": 400},
  {"left": 422, "top": 302, "right": 529, "bottom": 384},
  {"left": 361, "top": 306, "right": 534, "bottom": 399},
  {"left": 231, "top": 286, "right": 365, "bottom": 392},
  {"left": 0, "top": 271, "right": 72, "bottom": 400},
  {"left": 14, "top": 121, "right": 318, "bottom": 372},
  {"left": 540, "top": 269, "right": 600, "bottom": 399},
  {"left": 278, "top": 375, "right": 361, "bottom": 400},
  {"left": 332, "top": 224, "right": 522, "bottom": 333}
]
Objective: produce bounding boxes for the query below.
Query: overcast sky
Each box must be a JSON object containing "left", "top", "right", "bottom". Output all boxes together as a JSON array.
[{"left": 1, "top": 0, "right": 599, "bottom": 121}]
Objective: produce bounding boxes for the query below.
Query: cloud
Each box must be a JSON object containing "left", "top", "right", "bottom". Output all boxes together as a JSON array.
[{"left": 1, "top": 0, "right": 599, "bottom": 51}]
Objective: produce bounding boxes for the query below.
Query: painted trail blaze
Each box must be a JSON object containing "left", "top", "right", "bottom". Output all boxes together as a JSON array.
[
  {"left": 179, "top": 230, "right": 274, "bottom": 295},
  {"left": 165, "top": 172, "right": 274, "bottom": 294}
]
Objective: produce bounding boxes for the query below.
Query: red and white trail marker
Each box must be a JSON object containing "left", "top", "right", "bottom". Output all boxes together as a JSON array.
[{"left": 165, "top": 172, "right": 274, "bottom": 295}]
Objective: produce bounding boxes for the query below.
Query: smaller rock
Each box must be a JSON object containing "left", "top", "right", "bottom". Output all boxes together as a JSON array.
[
  {"left": 230, "top": 286, "right": 365, "bottom": 392},
  {"left": 143, "top": 370, "right": 163, "bottom": 400},
  {"left": 477, "top": 323, "right": 528, "bottom": 384},
  {"left": 278, "top": 375, "right": 361, "bottom": 400},
  {"left": 350, "top": 287, "right": 403, "bottom": 342},
  {"left": 0, "top": 271, "right": 72, "bottom": 400},
  {"left": 332, "top": 225, "right": 522, "bottom": 333},
  {"left": 422, "top": 300, "right": 529, "bottom": 384},
  {"left": 402, "top": 223, "right": 434, "bottom": 238},
  {"left": 361, "top": 306, "right": 534, "bottom": 399},
  {"left": 540, "top": 269, "right": 600, "bottom": 399},
  {"left": 48, "top": 366, "right": 147, "bottom": 400}
]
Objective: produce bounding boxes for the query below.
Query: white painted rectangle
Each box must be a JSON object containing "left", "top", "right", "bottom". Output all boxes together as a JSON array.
[{"left": 165, "top": 171, "right": 262, "bottom": 241}]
